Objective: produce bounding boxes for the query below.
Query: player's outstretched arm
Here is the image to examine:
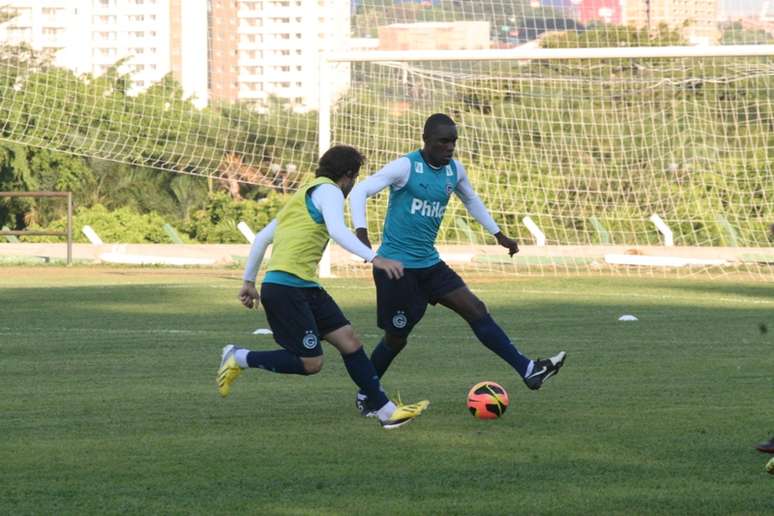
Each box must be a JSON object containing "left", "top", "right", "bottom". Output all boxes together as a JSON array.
[
  {"left": 315, "top": 184, "right": 405, "bottom": 280},
  {"left": 238, "top": 281, "right": 260, "bottom": 309},
  {"left": 240, "top": 219, "right": 277, "bottom": 309},
  {"left": 371, "top": 256, "right": 404, "bottom": 280},
  {"left": 454, "top": 162, "right": 518, "bottom": 256},
  {"left": 355, "top": 227, "right": 371, "bottom": 249},
  {"left": 494, "top": 232, "right": 519, "bottom": 257},
  {"left": 349, "top": 157, "right": 412, "bottom": 233},
  {"left": 314, "top": 183, "right": 375, "bottom": 253}
]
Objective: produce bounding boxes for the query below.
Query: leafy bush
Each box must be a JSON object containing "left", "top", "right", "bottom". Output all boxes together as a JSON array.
[
  {"left": 184, "top": 191, "right": 287, "bottom": 243},
  {"left": 23, "top": 204, "right": 170, "bottom": 243}
]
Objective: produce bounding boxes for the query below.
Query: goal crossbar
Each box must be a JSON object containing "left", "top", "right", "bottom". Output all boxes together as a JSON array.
[{"left": 327, "top": 44, "right": 774, "bottom": 63}]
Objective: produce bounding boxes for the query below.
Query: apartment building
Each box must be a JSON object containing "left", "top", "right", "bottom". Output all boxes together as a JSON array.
[
  {"left": 0, "top": 0, "right": 207, "bottom": 106},
  {"left": 564, "top": 1, "right": 719, "bottom": 44},
  {"left": 1, "top": 0, "right": 351, "bottom": 110},
  {"left": 220, "top": 0, "right": 352, "bottom": 110},
  {"left": 622, "top": 0, "right": 720, "bottom": 44},
  {"left": 378, "top": 22, "right": 491, "bottom": 51}
]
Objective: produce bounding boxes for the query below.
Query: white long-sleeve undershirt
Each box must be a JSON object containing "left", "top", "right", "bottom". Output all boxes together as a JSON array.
[
  {"left": 243, "top": 183, "right": 376, "bottom": 282},
  {"left": 349, "top": 156, "right": 500, "bottom": 235}
]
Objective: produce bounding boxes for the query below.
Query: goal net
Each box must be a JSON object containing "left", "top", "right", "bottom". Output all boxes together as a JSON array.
[
  {"left": 327, "top": 47, "right": 774, "bottom": 278},
  {"left": 0, "top": 1, "right": 772, "bottom": 278},
  {"left": 323, "top": 2, "right": 774, "bottom": 279}
]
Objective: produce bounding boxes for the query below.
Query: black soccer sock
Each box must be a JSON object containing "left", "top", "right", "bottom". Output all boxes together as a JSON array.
[
  {"left": 357, "top": 339, "right": 397, "bottom": 397},
  {"left": 370, "top": 338, "right": 398, "bottom": 379},
  {"left": 342, "top": 347, "right": 390, "bottom": 410},
  {"left": 246, "top": 350, "right": 306, "bottom": 375},
  {"left": 469, "top": 314, "right": 531, "bottom": 377}
]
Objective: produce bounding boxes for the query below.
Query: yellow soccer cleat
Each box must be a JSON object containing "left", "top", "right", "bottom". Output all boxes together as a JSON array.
[
  {"left": 217, "top": 344, "right": 242, "bottom": 397},
  {"left": 380, "top": 399, "right": 430, "bottom": 430}
]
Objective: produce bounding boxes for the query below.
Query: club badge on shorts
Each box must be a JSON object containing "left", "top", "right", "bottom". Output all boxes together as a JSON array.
[
  {"left": 302, "top": 331, "right": 318, "bottom": 349},
  {"left": 392, "top": 311, "right": 407, "bottom": 329}
]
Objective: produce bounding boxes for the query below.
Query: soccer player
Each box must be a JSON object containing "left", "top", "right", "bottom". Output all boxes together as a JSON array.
[
  {"left": 217, "top": 145, "right": 429, "bottom": 429},
  {"left": 349, "top": 113, "right": 567, "bottom": 415},
  {"left": 756, "top": 437, "right": 774, "bottom": 453}
]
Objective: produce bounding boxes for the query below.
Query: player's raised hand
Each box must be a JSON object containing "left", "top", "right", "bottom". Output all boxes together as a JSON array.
[
  {"left": 355, "top": 227, "right": 372, "bottom": 249},
  {"left": 495, "top": 232, "right": 519, "bottom": 257},
  {"left": 372, "top": 256, "right": 404, "bottom": 280},
  {"left": 238, "top": 281, "right": 260, "bottom": 309}
]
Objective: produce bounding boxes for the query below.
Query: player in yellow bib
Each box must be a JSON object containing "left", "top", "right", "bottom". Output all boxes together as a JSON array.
[{"left": 216, "top": 145, "right": 429, "bottom": 429}]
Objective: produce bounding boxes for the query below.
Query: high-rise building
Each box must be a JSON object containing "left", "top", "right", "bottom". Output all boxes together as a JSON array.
[
  {"left": 217, "top": 0, "right": 352, "bottom": 110},
  {"left": 1, "top": 0, "right": 351, "bottom": 110},
  {"left": 378, "top": 22, "right": 491, "bottom": 51},
  {"left": 0, "top": 0, "right": 207, "bottom": 105},
  {"left": 573, "top": 1, "right": 719, "bottom": 44},
  {"left": 621, "top": 0, "right": 720, "bottom": 44},
  {"left": 208, "top": 0, "right": 239, "bottom": 103}
]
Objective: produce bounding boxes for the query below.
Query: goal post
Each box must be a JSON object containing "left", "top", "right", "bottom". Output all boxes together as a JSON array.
[
  {"left": 319, "top": 44, "right": 774, "bottom": 278},
  {"left": 0, "top": 191, "right": 73, "bottom": 264}
]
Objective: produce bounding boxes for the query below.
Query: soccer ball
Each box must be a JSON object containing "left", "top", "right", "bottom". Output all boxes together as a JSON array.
[{"left": 467, "top": 381, "right": 509, "bottom": 419}]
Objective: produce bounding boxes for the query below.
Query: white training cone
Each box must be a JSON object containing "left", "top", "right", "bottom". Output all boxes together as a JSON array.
[
  {"left": 253, "top": 328, "right": 273, "bottom": 335},
  {"left": 618, "top": 315, "right": 639, "bottom": 321}
]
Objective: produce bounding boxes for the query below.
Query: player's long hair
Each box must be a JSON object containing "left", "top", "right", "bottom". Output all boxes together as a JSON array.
[{"left": 316, "top": 145, "right": 365, "bottom": 180}]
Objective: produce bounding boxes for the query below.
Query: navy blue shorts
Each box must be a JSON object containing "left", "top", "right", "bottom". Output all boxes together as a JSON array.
[
  {"left": 373, "top": 260, "right": 465, "bottom": 336},
  {"left": 260, "top": 282, "right": 350, "bottom": 357}
]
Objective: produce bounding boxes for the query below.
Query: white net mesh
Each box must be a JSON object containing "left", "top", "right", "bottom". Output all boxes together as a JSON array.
[
  {"left": 327, "top": 1, "right": 774, "bottom": 278},
  {"left": 0, "top": 1, "right": 773, "bottom": 277},
  {"left": 330, "top": 53, "right": 774, "bottom": 277}
]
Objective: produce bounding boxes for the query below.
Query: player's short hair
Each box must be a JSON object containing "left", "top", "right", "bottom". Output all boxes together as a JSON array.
[
  {"left": 423, "top": 113, "right": 456, "bottom": 136},
  {"left": 316, "top": 145, "right": 365, "bottom": 180}
]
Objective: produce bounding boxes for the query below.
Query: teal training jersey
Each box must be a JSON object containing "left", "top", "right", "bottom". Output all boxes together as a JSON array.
[{"left": 378, "top": 150, "right": 459, "bottom": 268}]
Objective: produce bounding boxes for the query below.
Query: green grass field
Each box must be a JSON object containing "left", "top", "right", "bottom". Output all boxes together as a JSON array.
[{"left": 2, "top": 268, "right": 773, "bottom": 515}]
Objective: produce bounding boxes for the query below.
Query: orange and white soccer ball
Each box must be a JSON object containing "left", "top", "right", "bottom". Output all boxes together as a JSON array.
[{"left": 467, "top": 381, "right": 509, "bottom": 419}]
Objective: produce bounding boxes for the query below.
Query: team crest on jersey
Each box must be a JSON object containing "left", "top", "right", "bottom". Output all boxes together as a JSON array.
[
  {"left": 392, "top": 311, "right": 407, "bottom": 329},
  {"left": 445, "top": 182, "right": 454, "bottom": 196},
  {"left": 445, "top": 165, "right": 453, "bottom": 176},
  {"left": 414, "top": 162, "right": 424, "bottom": 174},
  {"left": 302, "top": 331, "right": 318, "bottom": 349}
]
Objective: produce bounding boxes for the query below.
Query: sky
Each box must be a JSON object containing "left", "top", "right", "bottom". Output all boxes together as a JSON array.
[{"left": 721, "top": 0, "right": 769, "bottom": 18}]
